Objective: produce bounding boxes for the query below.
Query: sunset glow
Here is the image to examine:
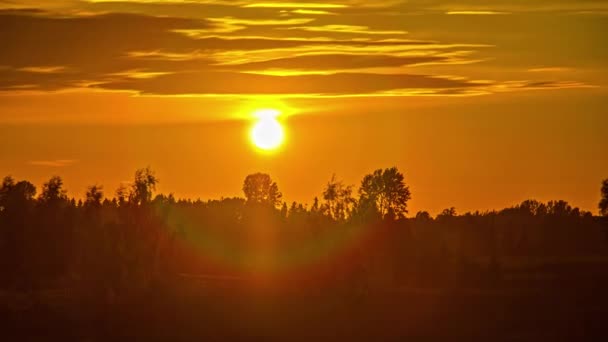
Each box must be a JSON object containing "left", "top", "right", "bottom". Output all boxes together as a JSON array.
[{"left": 2, "top": 1, "right": 608, "bottom": 340}]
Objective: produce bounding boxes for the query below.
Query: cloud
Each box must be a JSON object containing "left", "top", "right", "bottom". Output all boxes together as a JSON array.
[
  {"left": 96, "top": 70, "right": 481, "bottom": 95},
  {"left": 446, "top": 11, "right": 510, "bottom": 15},
  {"left": 5, "top": 0, "right": 608, "bottom": 15},
  {"left": 0, "top": 7, "right": 596, "bottom": 98},
  {"left": 0, "top": 9, "right": 468, "bottom": 93},
  {"left": 0, "top": 11, "right": 213, "bottom": 68},
  {"left": 503, "top": 80, "right": 596, "bottom": 90},
  {"left": 17, "top": 66, "right": 68, "bottom": 73},
  {"left": 243, "top": 2, "right": 348, "bottom": 9},
  {"left": 95, "top": 70, "right": 594, "bottom": 97},
  {"left": 85, "top": 0, "right": 239, "bottom": 4},
  {"left": 413, "top": 0, "right": 608, "bottom": 13},
  {"left": 27, "top": 159, "right": 77, "bottom": 167},
  {"left": 284, "top": 24, "right": 408, "bottom": 35},
  {"left": 527, "top": 67, "right": 572, "bottom": 73},
  {"left": 209, "top": 16, "right": 314, "bottom": 25},
  {"left": 227, "top": 53, "right": 450, "bottom": 71},
  {"left": 206, "top": 16, "right": 315, "bottom": 32},
  {"left": 169, "top": 35, "right": 434, "bottom": 49},
  {"left": 289, "top": 9, "right": 336, "bottom": 15}
]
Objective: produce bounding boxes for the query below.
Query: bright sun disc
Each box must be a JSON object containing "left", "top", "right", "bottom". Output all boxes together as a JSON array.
[{"left": 251, "top": 109, "right": 284, "bottom": 150}]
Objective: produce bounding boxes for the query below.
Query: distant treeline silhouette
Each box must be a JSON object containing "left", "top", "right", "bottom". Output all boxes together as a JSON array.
[{"left": 1, "top": 167, "right": 607, "bottom": 295}]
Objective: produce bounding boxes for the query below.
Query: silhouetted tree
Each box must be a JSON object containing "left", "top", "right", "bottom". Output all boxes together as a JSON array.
[
  {"left": 39, "top": 176, "right": 67, "bottom": 204},
  {"left": 358, "top": 167, "right": 411, "bottom": 219},
  {"left": 0, "top": 177, "right": 37, "bottom": 287},
  {"left": 311, "top": 197, "right": 320, "bottom": 213},
  {"left": 129, "top": 167, "right": 158, "bottom": 205},
  {"left": 322, "top": 174, "right": 355, "bottom": 221},
  {"left": 519, "top": 199, "right": 547, "bottom": 216},
  {"left": 242, "top": 173, "right": 282, "bottom": 207},
  {"left": 415, "top": 211, "right": 432, "bottom": 221},
  {"left": 0, "top": 176, "right": 36, "bottom": 208},
  {"left": 547, "top": 200, "right": 573, "bottom": 217},
  {"left": 85, "top": 185, "right": 104, "bottom": 207},
  {"left": 600, "top": 179, "right": 608, "bottom": 217},
  {"left": 0, "top": 176, "right": 14, "bottom": 197},
  {"left": 115, "top": 184, "right": 128, "bottom": 206},
  {"left": 438, "top": 207, "right": 457, "bottom": 220}
]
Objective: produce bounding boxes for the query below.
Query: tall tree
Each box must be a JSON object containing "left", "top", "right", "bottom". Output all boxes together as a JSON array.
[
  {"left": 129, "top": 167, "right": 158, "bottom": 205},
  {"left": 85, "top": 185, "right": 104, "bottom": 207},
  {"left": 242, "top": 173, "right": 282, "bottom": 208},
  {"left": 322, "top": 174, "right": 355, "bottom": 221},
  {"left": 358, "top": 167, "right": 411, "bottom": 219},
  {"left": 39, "top": 176, "right": 67, "bottom": 204},
  {"left": 600, "top": 179, "right": 608, "bottom": 217}
]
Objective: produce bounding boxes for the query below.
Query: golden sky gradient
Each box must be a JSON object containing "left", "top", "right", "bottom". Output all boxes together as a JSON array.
[{"left": 1, "top": 0, "right": 607, "bottom": 214}]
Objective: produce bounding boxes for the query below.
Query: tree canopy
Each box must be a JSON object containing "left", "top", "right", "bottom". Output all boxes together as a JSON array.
[
  {"left": 242, "top": 173, "right": 282, "bottom": 208},
  {"left": 322, "top": 174, "right": 355, "bottom": 221},
  {"left": 358, "top": 167, "right": 411, "bottom": 219}
]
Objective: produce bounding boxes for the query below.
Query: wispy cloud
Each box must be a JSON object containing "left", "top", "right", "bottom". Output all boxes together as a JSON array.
[
  {"left": 226, "top": 53, "right": 452, "bottom": 71},
  {"left": 27, "top": 159, "right": 78, "bottom": 167},
  {"left": 288, "top": 9, "right": 336, "bottom": 15},
  {"left": 18, "top": 66, "right": 68, "bottom": 73},
  {"left": 284, "top": 24, "right": 407, "bottom": 35},
  {"left": 446, "top": 11, "right": 510, "bottom": 15},
  {"left": 528, "top": 67, "right": 571, "bottom": 73},
  {"left": 209, "top": 16, "right": 315, "bottom": 26},
  {"left": 205, "top": 16, "right": 315, "bottom": 32},
  {"left": 243, "top": 2, "right": 348, "bottom": 9}
]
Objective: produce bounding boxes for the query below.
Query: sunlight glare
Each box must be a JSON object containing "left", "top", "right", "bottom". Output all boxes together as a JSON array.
[{"left": 251, "top": 109, "right": 284, "bottom": 151}]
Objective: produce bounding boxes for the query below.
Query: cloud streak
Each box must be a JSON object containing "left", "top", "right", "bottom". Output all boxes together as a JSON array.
[
  {"left": 27, "top": 159, "right": 78, "bottom": 167},
  {"left": 446, "top": 11, "right": 510, "bottom": 15}
]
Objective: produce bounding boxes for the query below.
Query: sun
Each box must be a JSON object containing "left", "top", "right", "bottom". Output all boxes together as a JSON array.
[{"left": 250, "top": 109, "right": 285, "bottom": 151}]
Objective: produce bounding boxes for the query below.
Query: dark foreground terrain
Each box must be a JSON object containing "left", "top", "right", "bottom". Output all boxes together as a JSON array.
[{"left": 2, "top": 275, "right": 608, "bottom": 341}]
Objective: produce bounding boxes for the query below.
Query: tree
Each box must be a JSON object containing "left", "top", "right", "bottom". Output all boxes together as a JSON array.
[
  {"left": 322, "top": 174, "right": 355, "bottom": 221},
  {"left": 311, "top": 197, "right": 320, "bottom": 214},
  {"left": 547, "top": 200, "right": 573, "bottom": 217},
  {"left": 437, "top": 207, "right": 457, "bottom": 220},
  {"left": 519, "top": 200, "right": 547, "bottom": 216},
  {"left": 115, "top": 184, "right": 128, "bottom": 206},
  {"left": 358, "top": 167, "right": 411, "bottom": 219},
  {"left": 600, "top": 179, "right": 608, "bottom": 217},
  {"left": 415, "top": 211, "right": 432, "bottom": 221},
  {"left": 129, "top": 167, "right": 158, "bottom": 205},
  {"left": 85, "top": 185, "right": 104, "bottom": 207},
  {"left": 0, "top": 176, "right": 36, "bottom": 211},
  {"left": 242, "top": 173, "right": 282, "bottom": 208},
  {"left": 39, "top": 176, "right": 67, "bottom": 204},
  {"left": 1, "top": 176, "right": 36, "bottom": 201},
  {"left": 0, "top": 176, "right": 15, "bottom": 197}
]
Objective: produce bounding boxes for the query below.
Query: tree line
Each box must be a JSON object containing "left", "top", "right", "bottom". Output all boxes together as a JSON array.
[{"left": 1, "top": 167, "right": 607, "bottom": 295}]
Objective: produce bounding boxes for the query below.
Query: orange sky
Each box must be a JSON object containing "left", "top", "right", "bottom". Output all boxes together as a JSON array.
[{"left": 1, "top": 1, "right": 607, "bottom": 214}]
